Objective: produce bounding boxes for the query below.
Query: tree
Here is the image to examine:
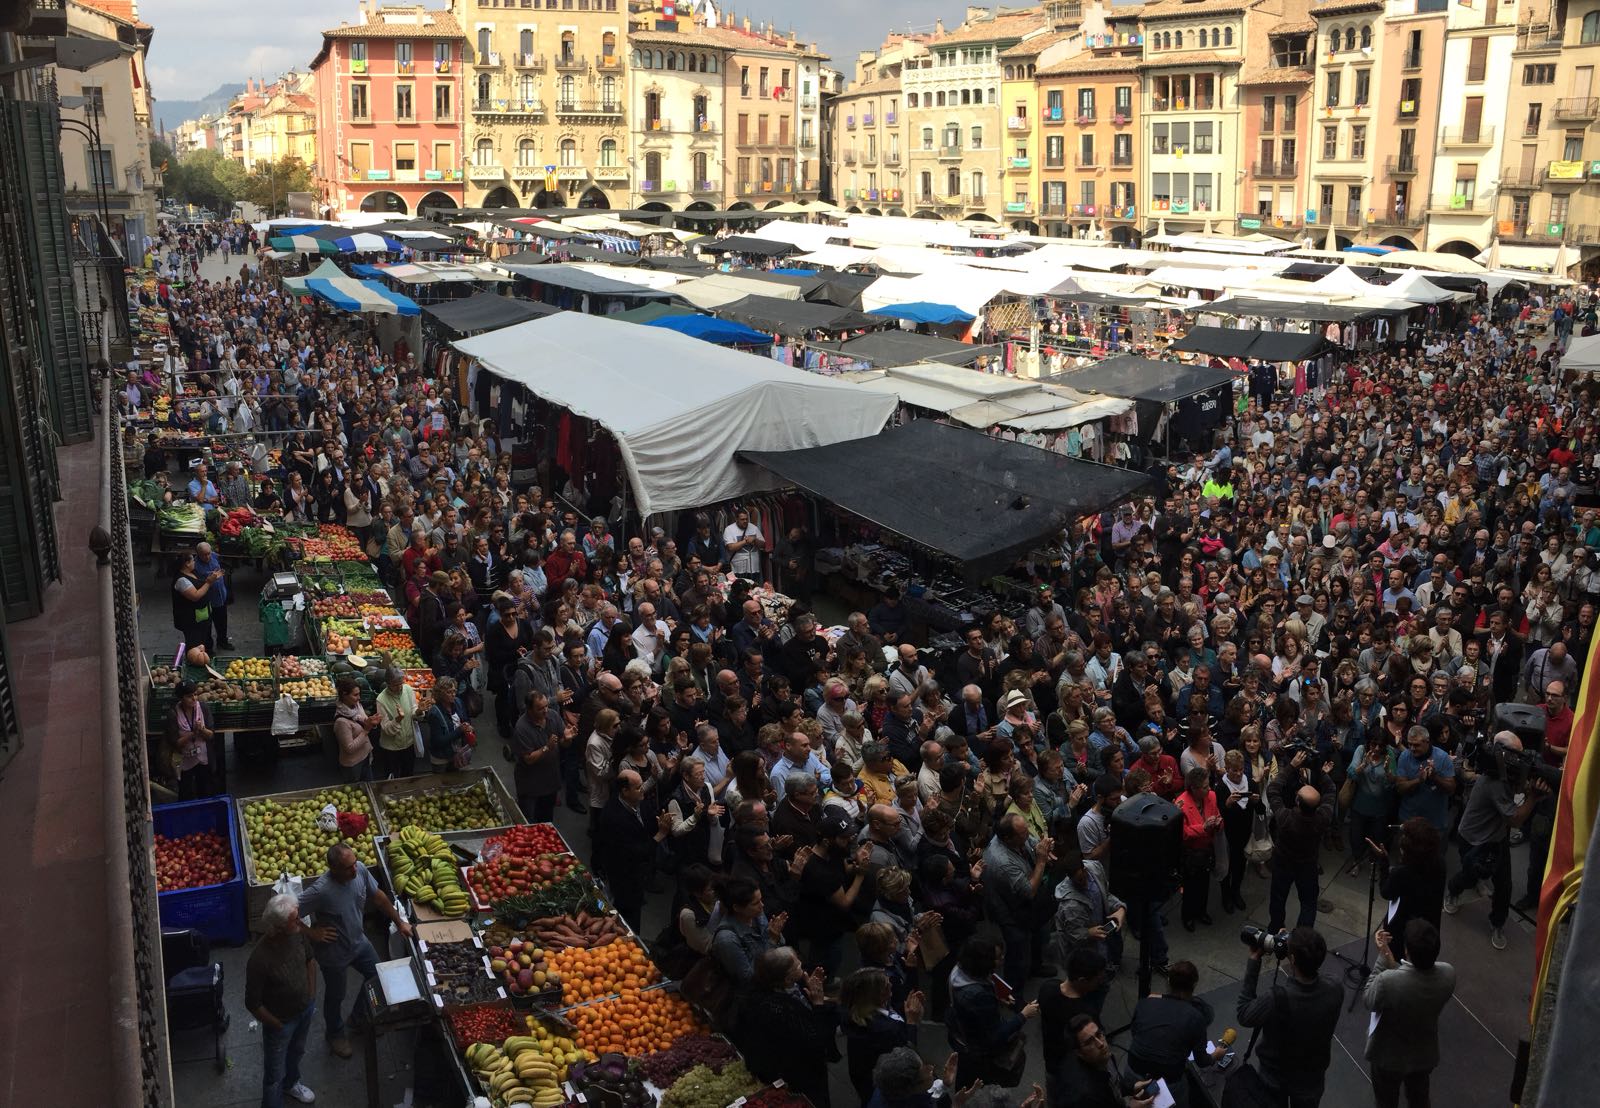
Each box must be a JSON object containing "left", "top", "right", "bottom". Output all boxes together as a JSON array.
[
  {"left": 164, "top": 148, "right": 246, "bottom": 215},
  {"left": 243, "top": 157, "right": 314, "bottom": 217}
]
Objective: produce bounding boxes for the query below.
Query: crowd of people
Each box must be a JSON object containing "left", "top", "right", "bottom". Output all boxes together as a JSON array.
[{"left": 139, "top": 221, "right": 1600, "bottom": 1108}]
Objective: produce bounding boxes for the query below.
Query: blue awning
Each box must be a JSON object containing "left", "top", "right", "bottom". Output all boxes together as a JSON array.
[
  {"left": 306, "top": 276, "right": 420, "bottom": 317},
  {"left": 643, "top": 314, "right": 773, "bottom": 345},
  {"left": 868, "top": 301, "right": 976, "bottom": 325}
]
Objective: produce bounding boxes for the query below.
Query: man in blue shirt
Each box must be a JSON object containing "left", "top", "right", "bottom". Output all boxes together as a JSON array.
[
  {"left": 192, "top": 542, "right": 233, "bottom": 650},
  {"left": 1396, "top": 726, "right": 1457, "bottom": 832},
  {"left": 187, "top": 462, "right": 220, "bottom": 505}
]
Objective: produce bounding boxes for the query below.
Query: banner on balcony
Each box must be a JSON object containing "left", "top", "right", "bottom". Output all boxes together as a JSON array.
[
  {"left": 1549, "top": 160, "right": 1585, "bottom": 180},
  {"left": 1239, "top": 217, "right": 1261, "bottom": 229}
]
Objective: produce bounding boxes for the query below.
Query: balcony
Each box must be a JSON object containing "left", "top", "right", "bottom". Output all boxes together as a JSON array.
[
  {"left": 692, "top": 120, "right": 718, "bottom": 135},
  {"left": 473, "top": 99, "right": 546, "bottom": 117},
  {"left": 554, "top": 55, "right": 589, "bottom": 74},
  {"left": 691, "top": 180, "right": 720, "bottom": 194},
  {"left": 886, "top": 112, "right": 897, "bottom": 125},
  {"left": 592, "top": 164, "right": 629, "bottom": 181},
  {"left": 1385, "top": 155, "right": 1418, "bottom": 178},
  {"left": 885, "top": 151, "right": 901, "bottom": 166},
  {"left": 1074, "top": 152, "right": 1101, "bottom": 168},
  {"left": 474, "top": 51, "right": 502, "bottom": 68},
  {"left": 1555, "top": 97, "right": 1600, "bottom": 121},
  {"left": 555, "top": 165, "right": 586, "bottom": 182},
  {"left": 1005, "top": 200, "right": 1034, "bottom": 214},
  {"left": 801, "top": 94, "right": 817, "bottom": 109},
  {"left": 597, "top": 54, "right": 623, "bottom": 72},
  {"left": 640, "top": 180, "right": 665, "bottom": 194},
  {"left": 467, "top": 162, "right": 505, "bottom": 181},
  {"left": 1010, "top": 156, "right": 1031, "bottom": 169},
  {"left": 936, "top": 194, "right": 964, "bottom": 207},
  {"left": 1040, "top": 203, "right": 1068, "bottom": 216},
  {"left": 435, "top": 58, "right": 451, "bottom": 73},
  {"left": 1442, "top": 126, "right": 1496, "bottom": 148},
  {"left": 1103, "top": 205, "right": 1137, "bottom": 221},
  {"left": 1072, "top": 203, "right": 1098, "bottom": 216},
  {"left": 845, "top": 115, "right": 856, "bottom": 129},
  {"left": 801, "top": 136, "right": 820, "bottom": 151},
  {"left": 397, "top": 61, "right": 414, "bottom": 75},
  {"left": 861, "top": 150, "right": 876, "bottom": 165},
  {"left": 1111, "top": 114, "right": 1131, "bottom": 128},
  {"left": 1075, "top": 110, "right": 1096, "bottom": 124},
  {"left": 966, "top": 195, "right": 990, "bottom": 209},
  {"left": 511, "top": 165, "right": 544, "bottom": 181},
  {"left": 843, "top": 151, "right": 856, "bottom": 165},
  {"left": 1515, "top": 25, "right": 1565, "bottom": 52},
  {"left": 938, "top": 145, "right": 963, "bottom": 160},
  {"left": 351, "top": 58, "right": 367, "bottom": 74},
  {"left": 1252, "top": 160, "right": 1298, "bottom": 179},
  {"left": 1402, "top": 49, "right": 1423, "bottom": 70},
  {"left": 1368, "top": 209, "right": 1424, "bottom": 228},
  {"left": 1043, "top": 107, "right": 1066, "bottom": 125},
  {"left": 1397, "top": 100, "right": 1420, "bottom": 120},
  {"left": 1504, "top": 223, "right": 1569, "bottom": 243},
  {"left": 556, "top": 100, "right": 624, "bottom": 119},
  {"left": 1151, "top": 98, "right": 1169, "bottom": 111},
  {"left": 863, "top": 114, "right": 876, "bottom": 126},
  {"left": 1427, "top": 194, "right": 1496, "bottom": 214},
  {"left": 1007, "top": 116, "right": 1030, "bottom": 131},
  {"left": 1500, "top": 169, "right": 1538, "bottom": 189},
  {"left": 1543, "top": 162, "right": 1588, "bottom": 185},
  {"left": 515, "top": 53, "right": 546, "bottom": 71}
]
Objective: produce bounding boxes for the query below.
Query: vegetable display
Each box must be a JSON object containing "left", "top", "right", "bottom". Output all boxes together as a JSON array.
[
  {"left": 447, "top": 1003, "right": 525, "bottom": 1048},
  {"left": 567, "top": 987, "right": 705, "bottom": 1056},
  {"left": 570, "top": 1055, "right": 653, "bottom": 1108},
  {"left": 158, "top": 502, "right": 206, "bottom": 535},
  {"left": 383, "top": 782, "right": 504, "bottom": 833},
  {"left": 525, "top": 909, "right": 625, "bottom": 951},
  {"left": 488, "top": 868, "right": 597, "bottom": 925},
  {"left": 468, "top": 851, "right": 585, "bottom": 903},
  {"left": 658, "top": 1061, "right": 759, "bottom": 1108},
  {"left": 742, "top": 1086, "right": 813, "bottom": 1108},
  {"left": 426, "top": 940, "right": 502, "bottom": 1004}
]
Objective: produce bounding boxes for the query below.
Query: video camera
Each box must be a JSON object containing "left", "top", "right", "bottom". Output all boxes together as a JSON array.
[
  {"left": 1240, "top": 925, "right": 1291, "bottom": 958},
  {"left": 1466, "top": 735, "right": 1562, "bottom": 789}
]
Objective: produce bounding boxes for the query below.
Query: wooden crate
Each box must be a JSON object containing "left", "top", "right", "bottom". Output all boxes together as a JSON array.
[
  {"left": 235, "top": 781, "right": 383, "bottom": 932},
  {"left": 371, "top": 767, "right": 523, "bottom": 836}
]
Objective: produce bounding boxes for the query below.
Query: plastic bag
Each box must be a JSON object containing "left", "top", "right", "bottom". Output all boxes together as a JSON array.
[
  {"left": 1244, "top": 810, "right": 1274, "bottom": 865},
  {"left": 315, "top": 802, "right": 339, "bottom": 834},
  {"left": 272, "top": 692, "right": 300, "bottom": 736}
]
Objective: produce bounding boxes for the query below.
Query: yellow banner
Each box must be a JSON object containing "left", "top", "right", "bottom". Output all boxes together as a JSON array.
[{"left": 1547, "top": 160, "right": 1586, "bottom": 180}]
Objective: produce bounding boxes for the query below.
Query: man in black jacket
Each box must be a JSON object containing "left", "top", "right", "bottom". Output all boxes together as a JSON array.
[
  {"left": 1267, "top": 755, "right": 1335, "bottom": 933},
  {"left": 1236, "top": 927, "right": 1344, "bottom": 1108},
  {"left": 1054, "top": 1014, "right": 1155, "bottom": 1108},
  {"left": 594, "top": 769, "right": 672, "bottom": 930}
]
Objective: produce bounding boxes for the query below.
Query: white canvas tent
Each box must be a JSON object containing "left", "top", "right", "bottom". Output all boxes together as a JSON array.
[
  {"left": 1561, "top": 333, "right": 1600, "bottom": 372},
  {"left": 453, "top": 313, "right": 894, "bottom": 516},
  {"left": 1385, "top": 270, "right": 1466, "bottom": 304},
  {"left": 673, "top": 272, "right": 806, "bottom": 309}
]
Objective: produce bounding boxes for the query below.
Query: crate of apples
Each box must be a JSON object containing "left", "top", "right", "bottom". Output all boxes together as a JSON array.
[
  {"left": 486, "top": 936, "right": 562, "bottom": 998},
  {"left": 279, "top": 676, "right": 336, "bottom": 701},
  {"left": 311, "top": 595, "right": 358, "bottom": 618},
  {"left": 484, "top": 823, "right": 568, "bottom": 859},
  {"left": 224, "top": 657, "right": 273, "bottom": 680},
  {"left": 155, "top": 829, "right": 236, "bottom": 891}
]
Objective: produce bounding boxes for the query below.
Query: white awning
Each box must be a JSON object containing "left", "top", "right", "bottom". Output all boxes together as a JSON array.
[{"left": 455, "top": 314, "right": 893, "bottom": 516}]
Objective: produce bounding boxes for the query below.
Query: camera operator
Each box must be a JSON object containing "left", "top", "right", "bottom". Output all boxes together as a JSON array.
[
  {"left": 1236, "top": 927, "right": 1344, "bottom": 1108},
  {"left": 1266, "top": 750, "right": 1335, "bottom": 933},
  {"left": 1444, "top": 731, "right": 1552, "bottom": 950}
]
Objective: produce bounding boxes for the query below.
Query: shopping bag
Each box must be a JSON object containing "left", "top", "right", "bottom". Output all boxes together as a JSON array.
[
  {"left": 1244, "top": 810, "right": 1274, "bottom": 865},
  {"left": 315, "top": 803, "right": 340, "bottom": 834},
  {"left": 272, "top": 693, "right": 300, "bottom": 736}
]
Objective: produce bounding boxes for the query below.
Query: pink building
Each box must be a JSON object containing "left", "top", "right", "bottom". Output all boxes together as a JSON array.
[{"left": 310, "top": 2, "right": 466, "bottom": 217}]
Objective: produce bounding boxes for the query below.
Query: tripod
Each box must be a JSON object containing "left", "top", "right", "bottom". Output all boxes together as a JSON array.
[{"left": 1329, "top": 853, "right": 1381, "bottom": 1012}]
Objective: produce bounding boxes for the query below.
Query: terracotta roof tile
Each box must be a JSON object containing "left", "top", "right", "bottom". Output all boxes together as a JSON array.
[
  {"left": 630, "top": 24, "right": 823, "bottom": 56},
  {"left": 1140, "top": 49, "right": 1242, "bottom": 67},
  {"left": 1139, "top": 0, "right": 1248, "bottom": 20},
  {"left": 1238, "top": 65, "right": 1313, "bottom": 85},
  {"left": 930, "top": 9, "right": 1049, "bottom": 45},
  {"left": 322, "top": 10, "right": 462, "bottom": 39},
  {"left": 835, "top": 75, "right": 902, "bottom": 99},
  {"left": 1271, "top": 17, "right": 1318, "bottom": 33},
  {"left": 1039, "top": 51, "right": 1142, "bottom": 76},
  {"left": 75, "top": 0, "right": 137, "bottom": 22},
  {"left": 1001, "top": 30, "right": 1072, "bottom": 58},
  {"left": 1309, "top": 0, "right": 1382, "bottom": 13}
]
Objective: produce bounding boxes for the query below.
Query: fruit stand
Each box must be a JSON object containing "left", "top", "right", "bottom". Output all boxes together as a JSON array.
[
  {"left": 154, "top": 795, "right": 248, "bottom": 945},
  {"left": 235, "top": 783, "right": 383, "bottom": 930},
  {"left": 372, "top": 768, "right": 521, "bottom": 835}
]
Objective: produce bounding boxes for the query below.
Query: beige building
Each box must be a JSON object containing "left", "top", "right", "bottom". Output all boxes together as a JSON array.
[
  {"left": 1495, "top": 0, "right": 1600, "bottom": 276},
  {"left": 246, "top": 73, "right": 318, "bottom": 169},
  {"left": 723, "top": 24, "right": 827, "bottom": 206},
  {"left": 454, "top": 0, "right": 627, "bottom": 208},
  {"left": 58, "top": 0, "right": 159, "bottom": 257},
  {"left": 905, "top": 8, "right": 1048, "bottom": 221},
  {"left": 625, "top": 28, "right": 730, "bottom": 210},
  {"left": 830, "top": 33, "right": 924, "bottom": 214}
]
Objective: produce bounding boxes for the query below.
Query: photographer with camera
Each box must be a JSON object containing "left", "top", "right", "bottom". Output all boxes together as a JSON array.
[
  {"left": 1444, "top": 731, "right": 1552, "bottom": 950},
  {"left": 1266, "top": 750, "right": 1335, "bottom": 933},
  {"left": 1235, "top": 926, "right": 1344, "bottom": 1108}
]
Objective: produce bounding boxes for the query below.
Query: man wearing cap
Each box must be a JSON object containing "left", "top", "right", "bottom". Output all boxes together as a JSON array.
[
  {"left": 792, "top": 811, "right": 874, "bottom": 976},
  {"left": 1295, "top": 594, "right": 1326, "bottom": 645}
]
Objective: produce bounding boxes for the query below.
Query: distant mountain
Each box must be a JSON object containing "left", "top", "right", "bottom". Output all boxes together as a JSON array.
[{"left": 153, "top": 82, "right": 245, "bottom": 132}]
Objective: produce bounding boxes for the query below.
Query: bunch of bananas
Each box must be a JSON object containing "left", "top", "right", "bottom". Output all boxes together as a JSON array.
[
  {"left": 388, "top": 826, "right": 470, "bottom": 916},
  {"left": 466, "top": 1041, "right": 563, "bottom": 1106}
]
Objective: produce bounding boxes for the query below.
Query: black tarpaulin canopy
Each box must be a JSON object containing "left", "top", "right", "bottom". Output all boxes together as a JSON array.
[
  {"left": 1170, "top": 326, "right": 1328, "bottom": 362},
  {"left": 1043, "top": 355, "right": 1237, "bottom": 403},
  {"left": 817, "top": 330, "right": 999, "bottom": 367},
  {"left": 638, "top": 255, "right": 717, "bottom": 274},
  {"left": 1204, "top": 296, "right": 1381, "bottom": 322},
  {"left": 740, "top": 420, "right": 1154, "bottom": 575},
  {"left": 423, "top": 292, "right": 559, "bottom": 334},
  {"left": 697, "top": 235, "right": 797, "bottom": 256},
  {"left": 805, "top": 272, "right": 878, "bottom": 309},
  {"left": 715, "top": 294, "right": 881, "bottom": 338}
]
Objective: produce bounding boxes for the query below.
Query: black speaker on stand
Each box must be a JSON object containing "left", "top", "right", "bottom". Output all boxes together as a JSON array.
[{"left": 1109, "top": 793, "right": 1183, "bottom": 1002}]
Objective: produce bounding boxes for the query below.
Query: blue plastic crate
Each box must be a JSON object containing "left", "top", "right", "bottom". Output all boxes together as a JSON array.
[{"left": 154, "top": 795, "right": 248, "bottom": 946}]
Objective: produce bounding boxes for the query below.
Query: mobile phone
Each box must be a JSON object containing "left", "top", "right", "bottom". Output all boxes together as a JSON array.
[{"left": 990, "top": 973, "right": 1015, "bottom": 1006}]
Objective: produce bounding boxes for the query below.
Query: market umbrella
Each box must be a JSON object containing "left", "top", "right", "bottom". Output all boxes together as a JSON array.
[
  {"left": 1324, "top": 222, "right": 1338, "bottom": 252},
  {"left": 1487, "top": 238, "right": 1502, "bottom": 270},
  {"left": 1553, "top": 239, "right": 1571, "bottom": 277}
]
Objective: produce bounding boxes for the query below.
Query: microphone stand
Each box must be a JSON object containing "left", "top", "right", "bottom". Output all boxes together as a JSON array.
[{"left": 1329, "top": 854, "right": 1380, "bottom": 1012}]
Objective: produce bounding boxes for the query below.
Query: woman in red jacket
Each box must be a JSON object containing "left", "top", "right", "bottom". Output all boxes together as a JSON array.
[{"left": 1177, "top": 766, "right": 1223, "bottom": 931}]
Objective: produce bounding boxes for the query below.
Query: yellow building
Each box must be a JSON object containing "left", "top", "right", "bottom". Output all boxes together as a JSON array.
[
  {"left": 247, "top": 73, "right": 318, "bottom": 169},
  {"left": 454, "top": 0, "right": 628, "bottom": 208},
  {"left": 829, "top": 34, "right": 923, "bottom": 213},
  {"left": 999, "top": 29, "right": 1071, "bottom": 231}
]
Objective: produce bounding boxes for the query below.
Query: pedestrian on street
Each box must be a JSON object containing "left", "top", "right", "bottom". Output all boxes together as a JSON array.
[{"left": 245, "top": 893, "right": 319, "bottom": 1106}]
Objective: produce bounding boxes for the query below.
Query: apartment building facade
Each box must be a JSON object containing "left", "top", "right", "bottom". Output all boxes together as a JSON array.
[
  {"left": 1137, "top": 0, "right": 1254, "bottom": 236},
  {"left": 627, "top": 28, "right": 730, "bottom": 209},
  {"left": 1425, "top": 2, "right": 1516, "bottom": 253},
  {"left": 310, "top": 3, "right": 467, "bottom": 217},
  {"left": 999, "top": 31, "right": 1070, "bottom": 229},
  {"left": 828, "top": 34, "right": 927, "bottom": 212},
  {"left": 724, "top": 28, "right": 825, "bottom": 205},
  {"left": 1495, "top": 0, "right": 1600, "bottom": 275},
  {"left": 1237, "top": 16, "right": 1312, "bottom": 239},
  {"left": 905, "top": 10, "right": 1044, "bottom": 221},
  {"left": 1036, "top": 16, "right": 1143, "bottom": 240},
  {"left": 455, "top": 0, "right": 626, "bottom": 209}
]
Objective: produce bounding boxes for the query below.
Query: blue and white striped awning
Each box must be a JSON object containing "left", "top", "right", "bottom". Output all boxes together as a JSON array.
[{"left": 306, "top": 276, "right": 420, "bottom": 316}]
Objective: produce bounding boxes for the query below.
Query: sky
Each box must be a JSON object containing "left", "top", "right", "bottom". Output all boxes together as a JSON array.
[{"left": 139, "top": 0, "right": 962, "bottom": 104}]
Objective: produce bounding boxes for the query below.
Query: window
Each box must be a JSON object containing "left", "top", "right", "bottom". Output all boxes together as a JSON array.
[
  {"left": 759, "top": 67, "right": 770, "bottom": 96},
  {"left": 1262, "top": 95, "right": 1275, "bottom": 131},
  {"left": 971, "top": 171, "right": 984, "bottom": 199},
  {"left": 1584, "top": 12, "right": 1600, "bottom": 44},
  {"left": 1114, "top": 133, "right": 1132, "bottom": 164},
  {"left": 1225, "top": 26, "right": 1234, "bottom": 46},
  {"left": 1564, "top": 131, "right": 1585, "bottom": 161},
  {"left": 1194, "top": 174, "right": 1213, "bottom": 210},
  {"left": 741, "top": 66, "right": 750, "bottom": 96},
  {"left": 1323, "top": 125, "right": 1337, "bottom": 158},
  {"left": 1524, "top": 64, "right": 1555, "bottom": 85},
  {"left": 643, "top": 152, "right": 662, "bottom": 182},
  {"left": 1080, "top": 180, "right": 1096, "bottom": 206},
  {"left": 1345, "top": 27, "right": 1357, "bottom": 51},
  {"left": 1359, "top": 25, "right": 1371, "bottom": 49},
  {"left": 920, "top": 170, "right": 933, "bottom": 200},
  {"left": 559, "top": 137, "right": 577, "bottom": 166},
  {"left": 947, "top": 168, "right": 960, "bottom": 195},
  {"left": 350, "top": 82, "right": 370, "bottom": 120},
  {"left": 512, "top": 138, "right": 536, "bottom": 168},
  {"left": 1454, "top": 167, "right": 1477, "bottom": 203},
  {"left": 520, "top": 29, "right": 533, "bottom": 56},
  {"left": 393, "top": 140, "right": 416, "bottom": 172},
  {"left": 692, "top": 150, "right": 707, "bottom": 182},
  {"left": 86, "top": 148, "right": 114, "bottom": 188},
  {"left": 1045, "top": 135, "right": 1064, "bottom": 167},
  {"left": 474, "top": 137, "right": 495, "bottom": 165},
  {"left": 559, "top": 31, "right": 576, "bottom": 61},
  {"left": 1326, "top": 71, "right": 1340, "bottom": 108},
  {"left": 1284, "top": 94, "right": 1297, "bottom": 128},
  {"left": 349, "top": 142, "right": 372, "bottom": 177},
  {"left": 1467, "top": 37, "right": 1488, "bottom": 81},
  {"left": 1080, "top": 134, "right": 1096, "bottom": 164},
  {"left": 1046, "top": 90, "right": 1064, "bottom": 120},
  {"left": 431, "top": 140, "right": 451, "bottom": 171},
  {"left": 560, "top": 74, "right": 575, "bottom": 106},
  {"left": 80, "top": 85, "right": 105, "bottom": 114},
  {"left": 396, "top": 42, "right": 413, "bottom": 67},
  {"left": 970, "top": 125, "right": 983, "bottom": 149},
  {"left": 1194, "top": 121, "right": 1213, "bottom": 154},
  {"left": 1153, "top": 123, "right": 1169, "bottom": 154},
  {"left": 434, "top": 83, "right": 451, "bottom": 120},
  {"left": 1526, "top": 103, "right": 1543, "bottom": 135},
  {"left": 1345, "top": 184, "right": 1362, "bottom": 222},
  {"left": 1551, "top": 194, "right": 1570, "bottom": 224},
  {"left": 1197, "top": 28, "right": 1208, "bottom": 48},
  {"left": 1354, "top": 70, "right": 1370, "bottom": 107},
  {"left": 1077, "top": 88, "right": 1095, "bottom": 117},
  {"left": 601, "top": 76, "right": 617, "bottom": 108},
  {"left": 1115, "top": 86, "right": 1132, "bottom": 115},
  {"left": 395, "top": 83, "right": 414, "bottom": 120},
  {"left": 351, "top": 40, "right": 368, "bottom": 65},
  {"left": 1172, "top": 172, "right": 1190, "bottom": 207},
  {"left": 475, "top": 28, "right": 490, "bottom": 57},
  {"left": 1172, "top": 122, "right": 1189, "bottom": 153},
  {"left": 1351, "top": 124, "right": 1366, "bottom": 158},
  {"left": 476, "top": 72, "right": 490, "bottom": 102},
  {"left": 592, "top": 138, "right": 614, "bottom": 167},
  {"left": 908, "top": 92, "right": 919, "bottom": 108},
  {"left": 922, "top": 127, "right": 934, "bottom": 150},
  {"left": 1153, "top": 172, "right": 1170, "bottom": 205}
]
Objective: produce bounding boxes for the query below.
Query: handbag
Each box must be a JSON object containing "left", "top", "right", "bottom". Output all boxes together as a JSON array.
[
  {"left": 1221, "top": 1018, "right": 1276, "bottom": 1108},
  {"left": 1244, "top": 810, "right": 1274, "bottom": 865},
  {"left": 680, "top": 954, "right": 735, "bottom": 1027},
  {"left": 1337, "top": 775, "right": 1356, "bottom": 812}
]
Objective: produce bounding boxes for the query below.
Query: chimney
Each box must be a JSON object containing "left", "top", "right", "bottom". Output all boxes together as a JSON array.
[
  {"left": 935, "top": 18, "right": 945, "bottom": 34},
  {"left": 743, "top": 16, "right": 751, "bottom": 32}
]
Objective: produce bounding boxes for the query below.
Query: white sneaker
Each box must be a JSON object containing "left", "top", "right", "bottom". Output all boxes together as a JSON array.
[
  {"left": 287, "top": 1084, "right": 316, "bottom": 1104},
  {"left": 1443, "top": 892, "right": 1461, "bottom": 915},
  {"left": 1489, "top": 927, "right": 1507, "bottom": 951}
]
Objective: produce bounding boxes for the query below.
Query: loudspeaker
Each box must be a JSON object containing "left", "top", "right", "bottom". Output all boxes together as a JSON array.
[
  {"left": 1493, "top": 702, "right": 1547, "bottom": 752},
  {"left": 1108, "top": 792, "right": 1182, "bottom": 903}
]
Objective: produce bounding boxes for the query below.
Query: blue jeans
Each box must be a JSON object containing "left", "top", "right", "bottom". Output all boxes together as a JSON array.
[
  {"left": 262, "top": 1000, "right": 315, "bottom": 1108},
  {"left": 321, "top": 938, "right": 380, "bottom": 1037}
]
